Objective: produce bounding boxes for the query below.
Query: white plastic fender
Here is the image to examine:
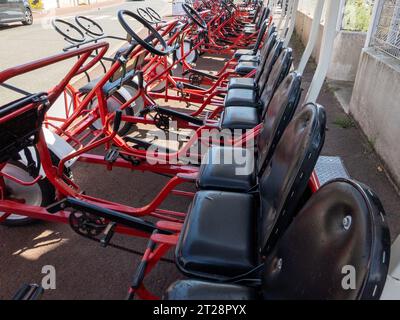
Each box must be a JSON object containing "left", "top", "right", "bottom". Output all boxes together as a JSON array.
[{"left": 17, "top": 128, "right": 77, "bottom": 178}]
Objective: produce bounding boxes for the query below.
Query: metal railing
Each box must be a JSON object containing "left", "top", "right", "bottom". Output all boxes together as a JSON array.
[{"left": 370, "top": 0, "right": 400, "bottom": 60}]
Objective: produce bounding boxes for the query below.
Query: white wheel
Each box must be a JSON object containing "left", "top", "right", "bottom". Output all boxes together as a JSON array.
[
  {"left": 175, "top": 40, "right": 198, "bottom": 64},
  {"left": 0, "top": 161, "right": 55, "bottom": 226},
  {"left": 87, "top": 82, "right": 142, "bottom": 136}
]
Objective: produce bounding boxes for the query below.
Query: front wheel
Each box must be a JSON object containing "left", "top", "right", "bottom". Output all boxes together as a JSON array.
[
  {"left": 0, "top": 160, "right": 55, "bottom": 226},
  {"left": 22, "top": 7, "right": 33, "bottom": 26}
]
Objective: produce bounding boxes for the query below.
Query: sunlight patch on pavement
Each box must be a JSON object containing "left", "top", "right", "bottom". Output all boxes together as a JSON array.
[{"left": 12, "top": 230, "right": 68, "bottom": 261}]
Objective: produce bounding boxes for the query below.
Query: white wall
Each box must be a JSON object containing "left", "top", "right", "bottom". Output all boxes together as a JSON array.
[
  {"left": 350, "top": 47, "right": 400, "bottom": 185},
  {"left": 294, "top": 10, "right": 366, "bottom": 82}
]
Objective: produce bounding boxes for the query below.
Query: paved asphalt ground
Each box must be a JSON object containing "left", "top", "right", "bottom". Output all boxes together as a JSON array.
[
  {"left": 0, "top": 0, "right": 170, "bottom": 104},
  {"left": 1, "top": 4, "right": 400, "bottom": 300}
]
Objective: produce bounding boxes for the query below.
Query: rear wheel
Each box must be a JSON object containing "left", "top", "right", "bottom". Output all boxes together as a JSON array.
[
  {"left": 22, "top": 8, "right": 33, "bottom": 26},
  {"left": 0, "top": 160, "right": 55, "bottom": 226},
  {"left": 87, "top": 81, "right": 144, "bottom": 136},
  {"left": 174, "top": 40, "right": 198, "bottom": 65}
]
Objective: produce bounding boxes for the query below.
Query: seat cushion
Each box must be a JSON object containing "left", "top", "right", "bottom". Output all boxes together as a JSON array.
[
  {"left": 198, "top": 146, "right": 256, "bottom": 192},
  {"left": 228, "top": 77, "right": 256, "bottom": 90},
  {"left": 79, "top": 70, "right": 134, "bottom": 94},
  {"left": 176, "top": 190, "right": 256, "bottom": 279},
  {"left": 239, "top": 54, "right": 260, "bottom": 63},
  {"left": 220, "top": 107, "right": 260, "bottom": 130},
  {"left": 225, "top": 88, "right": 258, "bottom": 107},
  {"left": 234, "top": 49, "right": 255, "bottom": 60},
  {"left": 235, "top": 61, "right": 258, "bottom": 76},
  {"left": 244, "top": 27, "right": 256, "bottom": 34},
  {"left": 165, "top": 280, "right": 257, "bottom": 300}
]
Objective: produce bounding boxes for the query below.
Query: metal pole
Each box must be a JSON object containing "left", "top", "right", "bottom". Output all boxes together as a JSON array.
[
  {"left": 305, "top": 0, "right": 341, "bottom": 103},
  {"left": 336, "top": 0, "right": 347, "bottom": 31},
  {"left": 284, "top": 0, "right": 299, "bottom": 46},
  {"left": 277, "top": 0, "right": 289, "bottom": 31},
  {"left": 297, "top": 0, "right": 325, "bottom": 74},
  {"left": 281, "top": 0, "right": 294, "bottom": 37},
  {"left": 365, "top": 0, "right": 382, "bottom": 48},
  {"left": 270, "top": 0, "right": 278, "bottom": 14}
]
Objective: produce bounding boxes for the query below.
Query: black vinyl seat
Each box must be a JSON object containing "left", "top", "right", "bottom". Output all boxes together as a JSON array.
[
  {"left": 176, "top": 190, "right": 257, "bottom": 278},
  {"left": 229, "top": 31, "right": 277, "bottom": 91},
  {"left": 175, "top": 104, "right": 326, "bottom": 280},
  {"left": 202, "top": 72, "right": 302, "bottom": 192},
  {"left": 242, "top": 7, "right": 269, "bottom": 34},
  {"left": 233, "top": 20, "right": 270, "bottom": 61},
  {"left": 79, "top": 70, "right": 134, "bottom": 95},
  {"left": 221, "top": 71, "right": 301, "bottom": 130},
  {"left": 225, "top": 45, "right": 291, "bottom": 108},
  {"left": 219, "top": 106, "right": 260, "bottom": 129},
  {"left": 198, "top": 146, "right": 256, "bottom": 192},
  {"left": 232, "top": 33, "right": 282, "bottom": 79},
  {"left": 166, "top": 179, "right": 391, "bottom": 300},
  {"left": 237, "top": 25, "right": 277, "bottom": 63}
]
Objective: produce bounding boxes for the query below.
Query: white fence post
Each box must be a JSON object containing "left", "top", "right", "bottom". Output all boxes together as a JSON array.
[
  {"left": 305, "top": 0, "right": 341, "bottom": 103},
  {"left": 281, "top": 0, "right": 294, "bottom": 37},
  {"left": 297, "top": 0, "right": 325, "bottom": 75},
  {"left": 365, "top": 0, "right": 383, "bottom": 48},
  {"left": 284, "top": 0, "right": 300, "bottom": 46}
]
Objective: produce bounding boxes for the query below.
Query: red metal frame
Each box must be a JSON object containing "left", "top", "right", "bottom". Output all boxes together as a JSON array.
[{"left": 0, "top": 1, "right": 319, "bottom": 300}]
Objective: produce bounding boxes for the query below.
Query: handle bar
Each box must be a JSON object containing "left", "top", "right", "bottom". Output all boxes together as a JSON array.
[{"left": 0, "top": 42, "right": 109, "bottom": 104}]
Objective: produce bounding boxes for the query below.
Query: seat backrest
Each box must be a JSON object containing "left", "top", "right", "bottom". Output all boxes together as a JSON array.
[
  {"left": 254, "top": 31, "right": 277, "bottom": 83},
  {"left": 253, "top": 20, "right": 269, "bottom": 53},
  {"left": 262, "top": 179, "right": 391, "bottom": 300},
  {"left": 256, "top": 72, "right": 302, "bottom": 176},
  {"left": 252, "top": 4, "right": 262, "bottom": 23},
  {"left": 256, "top": 7, "right": 268, "bottom": 29},
  {"left": 259, "top": 48, "right": 293, "bottom": 108},
  {"left": 258, "top": 103, "right": 326, "bottom": 254},
  {"left": 256, "top": 39, "right": 283, "bottom": 93},
  {"left": 267, "top": 24, "right": 276, "bottom": 39}
]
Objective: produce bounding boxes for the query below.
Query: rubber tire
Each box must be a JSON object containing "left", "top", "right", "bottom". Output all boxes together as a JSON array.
[
  {"left": 1, "top": 160, "right": 55, "bottom": 227},
  {"left": 22, "top": 8, "right": 33, "bottom": 26}
]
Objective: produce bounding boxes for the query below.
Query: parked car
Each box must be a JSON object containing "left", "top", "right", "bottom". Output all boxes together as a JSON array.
[{"left": 0, "top": 0, "right": 33, "bottom": 26}]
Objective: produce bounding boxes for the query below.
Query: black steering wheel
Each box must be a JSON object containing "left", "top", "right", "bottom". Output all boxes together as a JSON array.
[
  {"left": 52, "top": 18, "right": 85, "bottom": 43},
  {"left": 75, "top": 16, "right": 104, "bottom": 37},
  {"left": 182, "top": 4, "right": 207, "bottom": 30},
  {"left": 146, "top": 7, "right": 162, "bottom": 23},
  {"left": 118, "top": 10, "right": 174, "bottom": 56},
  {"left": 137, "top": 7, "right": 157, "bottom": 24}
]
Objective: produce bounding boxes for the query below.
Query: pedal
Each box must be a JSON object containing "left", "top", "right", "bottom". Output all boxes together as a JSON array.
[
  {"left": 100, "top": 222, "right": 117, "bottom": 248},
  {"left": 104, "top": 147, "right": 119, "bottom": 163},
  {"left": 124, "top": 137, "right": 152, "bottom": 150}
]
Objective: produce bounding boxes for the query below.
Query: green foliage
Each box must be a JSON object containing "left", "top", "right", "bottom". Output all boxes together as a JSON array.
[
  {"left": 333, "top": 116, "right": 355, "bottom": 129},
  {"left": 342, "top": 0, "right": 373, "bottom": 32}
]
